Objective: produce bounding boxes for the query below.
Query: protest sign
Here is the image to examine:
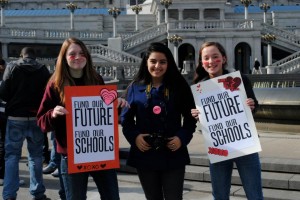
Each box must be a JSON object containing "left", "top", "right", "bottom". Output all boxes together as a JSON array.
[
  {"left": 191, "top": 71, "right": 261, "bottom": 163},
  {"left": 65, "top": 85, "right": 119, "bottom": 173}
]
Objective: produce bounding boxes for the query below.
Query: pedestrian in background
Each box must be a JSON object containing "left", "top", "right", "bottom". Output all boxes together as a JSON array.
[
  {"left": 43, "top": 131, "right": 66, "bottom": 199},
  {"left": 191, "top": 41, "right": 263, "bottom": 200},
  {"left": 37, "top": 37, "right": 128, "bottom": 200},
  {"left": 253, "top": 58, "right": 261, "bottom": 74},
  {"left": 0, "top": 55, "right": 6, "bottom": 186},
  {"left": 0, "top": 47, "right": 50, "bottom": 200},
  {"left": 121, "top": 42, "right": 197, "bottom": 200}
]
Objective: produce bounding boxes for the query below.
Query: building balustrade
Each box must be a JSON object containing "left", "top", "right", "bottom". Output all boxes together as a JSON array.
[
  {"left": 262, "top": 24, "right": 300, "bottom": 46},
  {"left": 88, "top": 44, "right": 142, "bottom": 64},
  {"left": 169, "top": 19, "right": 258, "bottom": 31},
  {"left": 123, "top": 23, "right": 167, "bottom": 50},
  {"left": 0, "top": 18, "right": 299, "bottom": 75}
]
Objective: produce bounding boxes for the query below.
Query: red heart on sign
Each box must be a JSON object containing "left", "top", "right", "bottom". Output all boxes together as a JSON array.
[
  {"left": 100, "top": 88, "right": 117, "bottom": 106},
  {"left": 232, "top": 77, "right": 241, "bottom": 90}
]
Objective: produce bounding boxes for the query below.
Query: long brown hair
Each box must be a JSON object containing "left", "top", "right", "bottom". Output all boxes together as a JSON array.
[{"left": 49, "top": 37, "right": 100, "bottom": 104}]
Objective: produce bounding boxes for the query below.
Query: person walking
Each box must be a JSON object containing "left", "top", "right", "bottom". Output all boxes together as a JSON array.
[
  {"left": 253, "top": 58, "right": 261, "bottom": 74},
  {"left": 0, "top": 47, "right": 51, "bottom": 200},
  {"left": 37, "top": 37, "right": 128, "bottom": 200},
  {"left": 121, "top": 42, "right": 197, "bottom": 200},
  {"left": 191, "top": 41, "right": 263, "bottom": 200}
]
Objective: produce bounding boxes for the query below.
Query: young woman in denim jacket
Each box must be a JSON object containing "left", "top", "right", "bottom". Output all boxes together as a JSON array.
[
  {"left": 191, "top": 41, "right": 263, "bottom": 200},
  {"left": 121, "top": 42, "right": 197, "bottom": 200}
]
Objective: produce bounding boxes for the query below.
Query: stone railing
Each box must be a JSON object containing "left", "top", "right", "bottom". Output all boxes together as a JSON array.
[
  {"left": 267, "top": 51, "right": 300, "bottom": 74},
  {"left": 261, "top": 24, "right": 300, "bottom": 74},
  {"left": 123, "top": 23, "right": 168, "bottom": 50},
  {"left": 0, "top": 26, "right": 140, "bottom": 43},
  {"left": 21, "top": 57, "right": 140, "bottom": 81},
  {"left": 88, "top": 44, "right": 142, "bottom": 64},
  {"left": 94, "top": 62, "right": 140, "bottom": 81},
  {"left": 168, "top": 19, "right": 259, "bottom": 30},
  {"left": 262, "top": 24, "right": 300, "bottom": 47},
  {"left": 7, "top": 27, "right": 109, "bottom": 40}
]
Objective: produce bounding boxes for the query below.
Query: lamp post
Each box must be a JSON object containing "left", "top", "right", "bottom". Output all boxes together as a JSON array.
[
  {"left": 160, "top": 0, "right": 172, "bottom": 23},
  {"left": 0, "top": 0, "right": 8, "bottom": 27},
  {"left": 240, "top": 0, "right": 252, "bottom": 20},
  {"left": 108, "top": 7, "right": 121, "bottom": 37},
  {"left": 260, "top": 3, "right": 270, "bottom": 23},
  {"left": 262, "top": 33, "right": 276, "bottom": 65},
  {"left": 131, "top": 4, "right": 142, "bottom": 31},
  {"left": 168, "top": 34, "right": 183, "bottom": 69},
  {"left": 66, "top": 2, "right": 77, "bottom": 30}
]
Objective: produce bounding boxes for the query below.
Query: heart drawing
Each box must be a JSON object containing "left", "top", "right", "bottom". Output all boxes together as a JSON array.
[
  {"left": 100, "top": 164, "right": 106, "bottom": 168},
  {"left": 100, "top": 88, "right": 117, "bottom": 106},
  {"left": 218, "top": 76, "right": 241, "bottom": 91},
  {"left": 226, "top": 76, "right": 241, "bottom": 91}
]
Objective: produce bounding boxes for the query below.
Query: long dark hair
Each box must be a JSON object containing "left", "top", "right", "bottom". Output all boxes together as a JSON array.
[
  {"left": 193, "top": 41, "right": 228, "bottom": 84},
  {"left": 127, "top": 42, "right": 191, "bottom": 108},
  {"left": 132, "top": 42, "right": 186, "bottom": 88}
]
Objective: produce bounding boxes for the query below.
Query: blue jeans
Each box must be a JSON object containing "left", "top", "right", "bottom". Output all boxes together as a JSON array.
[
  {"left": 60, "top": 156, "right": 120, "bottom": 200},
  {"left": 49, "top": 132, "right": 66, "bottom": 199},
  {"left": 48, "top": 132, "right": 60, "bottom": 168},
  {"left": 209, "top": 153, "right": 263, "bottom": 200},
  {"left": 2, "top": 119, "right": 46, "bottom": 200}
]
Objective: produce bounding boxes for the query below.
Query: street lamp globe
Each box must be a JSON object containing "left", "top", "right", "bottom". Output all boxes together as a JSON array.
[
  {"left": 168, "top": 34, "right": 183, "bottom": 47},
  {"left": 0, "top": 0, "right": 8, "bottom": 8},
  {"left": 240, "top": 0, "right": 252, "bottom": 7},
  {"left": 262, "top": 33, "right": 276, "bottom": 43},
  {"left": 131, "top": 5, "right": 142, "bottom": 14},
  {"left": 108, "top": 7, "right": 121, "bottom": 18},
  {"left": 160, "top": 0, "right": 172, "bottom": 8},
  {"left": 260, "top": 3, "right": 270, "bottom": 12},
  {"left": 66, "top": 2, "right": 77, "bottom": 13}
]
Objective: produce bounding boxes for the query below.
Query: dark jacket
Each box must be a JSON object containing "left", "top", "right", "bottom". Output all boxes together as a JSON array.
[
  {"left": 0, "top": 57, "right": 50, "bottom": 117},
  {"left": 254, "top": 60, "right": 260, "bottom": 70},
  {"left": 121, "top": 82, "right": 196, "bottom": 170},
  {"left": 37, "top": 76, "right": 105, "bottom": 155}
]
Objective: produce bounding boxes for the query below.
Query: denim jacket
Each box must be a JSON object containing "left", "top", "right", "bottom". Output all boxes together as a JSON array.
[{"left": 121, "top": 82, "right": 196, "bottom": 170}]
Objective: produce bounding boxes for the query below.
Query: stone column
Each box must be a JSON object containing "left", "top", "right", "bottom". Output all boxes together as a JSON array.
[
  {"left": 199, "top": 8, "right": 203, "bottom": 20},
  {"left": 157, "top": 9, "right": 161, "bottom": 25}
]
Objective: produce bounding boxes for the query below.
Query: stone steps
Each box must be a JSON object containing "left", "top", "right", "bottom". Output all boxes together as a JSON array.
[{"left": 118, "top": 149, "right": 300, "bottom": 200}]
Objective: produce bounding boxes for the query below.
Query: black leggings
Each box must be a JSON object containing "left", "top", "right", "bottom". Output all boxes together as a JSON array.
[{"left": 137, "top": 167, "right": 185, "bottom": 200}]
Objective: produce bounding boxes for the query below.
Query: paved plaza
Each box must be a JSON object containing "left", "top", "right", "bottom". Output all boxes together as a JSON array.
[{"left": 0, "top": 124, "right": 299, "bottom": 200}]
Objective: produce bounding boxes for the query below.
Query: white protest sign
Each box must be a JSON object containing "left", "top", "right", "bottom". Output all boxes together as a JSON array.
[
  {"left": 191, "top": 71, "right": 261, "bottom": 163},
  {"left": 65, "top": 85, "right": 119, "bottom": 173}
]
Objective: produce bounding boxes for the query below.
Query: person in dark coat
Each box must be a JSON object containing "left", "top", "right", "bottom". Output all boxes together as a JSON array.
[
  {"left": 121, "top": 42, "right": 197, "bottom": 200},
  {"left": 253, "top": 58, "right": 261, "bottom": 74},
  {"left": 0, "top": 47, "right": 50, "bottom": 200}
]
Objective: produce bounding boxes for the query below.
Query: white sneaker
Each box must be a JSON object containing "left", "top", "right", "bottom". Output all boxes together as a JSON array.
[{"left": 19, "top": 179, "right": 25, "bottom": 186}]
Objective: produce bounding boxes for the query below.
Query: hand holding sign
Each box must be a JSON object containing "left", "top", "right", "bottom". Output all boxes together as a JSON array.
[{"left": 191, "top": 71, "right": 261, "bottom": 164}]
